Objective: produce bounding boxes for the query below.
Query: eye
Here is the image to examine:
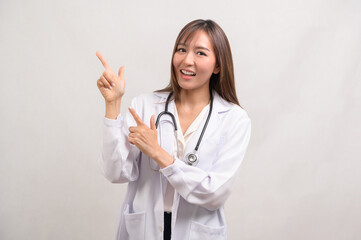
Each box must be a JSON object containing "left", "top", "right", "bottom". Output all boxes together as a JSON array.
[
  {"left": 177, "top": 48, "right": 186, "bottom": 52},
  {"left": 197, "top": 51, "right": 207, "bottom": 56}
]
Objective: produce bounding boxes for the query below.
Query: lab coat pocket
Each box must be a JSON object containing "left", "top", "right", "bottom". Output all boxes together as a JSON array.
[
  {"left": 188, "top": 221, "right": 227, "bottom": 240},
  {"left": 123, "top": 205, "right": 146, "bottom": 240}
]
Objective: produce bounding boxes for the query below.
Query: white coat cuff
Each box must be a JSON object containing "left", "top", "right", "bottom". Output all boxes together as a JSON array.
[
  {"left": 160, "top": 158, "right": 185, "bottom": 177},
  {"left": 103, "top": 114, "right": 123, "bottom": 127}
]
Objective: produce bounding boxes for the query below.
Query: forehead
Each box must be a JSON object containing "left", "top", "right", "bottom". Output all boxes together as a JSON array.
[{"left": 178, "top": 30, "right": 214, "bottom": 49}]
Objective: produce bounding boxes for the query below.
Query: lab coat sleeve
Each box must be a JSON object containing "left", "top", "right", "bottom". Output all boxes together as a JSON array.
[
  {"left": 160, "top": 109, "right": 251, "bottom": 211},
  {"left": 99, "top": 97, "right": 141, "bottom": 183}
]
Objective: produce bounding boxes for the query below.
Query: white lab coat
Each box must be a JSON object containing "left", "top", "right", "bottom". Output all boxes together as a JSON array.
[{"left": 99, "top": 91, "right": 251, "bottom": 240}]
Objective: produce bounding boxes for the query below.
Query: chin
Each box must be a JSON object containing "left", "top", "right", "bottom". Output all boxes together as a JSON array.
[
  {"left": 179, "top": 84, "right": 209, "bottom": 93},
  {"left": 177, "top": 81, "right": 195, "bottom": 90}
]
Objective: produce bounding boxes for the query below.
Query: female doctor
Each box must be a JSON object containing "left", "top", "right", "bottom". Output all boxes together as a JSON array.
[{"left": 96, "top": 19, "right": 251, "bottom": 240}]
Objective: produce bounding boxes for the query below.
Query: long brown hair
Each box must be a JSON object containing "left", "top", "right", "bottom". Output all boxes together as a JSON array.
[{"left": 157, "top": 19, "right": 241, "bottom": 107}]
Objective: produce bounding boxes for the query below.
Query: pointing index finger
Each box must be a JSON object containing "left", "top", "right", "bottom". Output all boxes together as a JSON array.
[
  {"left": 96, "top": 51, "right": 111, "bottom": 70},
  {"left": 129, "top": 107, "right": 144, "bottom": 126}
]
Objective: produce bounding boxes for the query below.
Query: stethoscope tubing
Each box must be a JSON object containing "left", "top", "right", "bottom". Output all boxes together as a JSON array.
[
  {"left": 155, "top": 92, "right": 178, "bottom": 131},
  {"left": 154, "top": 91, "right": 214, "bottom": 166}
]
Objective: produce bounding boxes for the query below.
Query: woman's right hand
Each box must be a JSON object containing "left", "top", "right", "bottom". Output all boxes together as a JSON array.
[{"left": 96, "top": 51, "right": 125, "bottom": 103}]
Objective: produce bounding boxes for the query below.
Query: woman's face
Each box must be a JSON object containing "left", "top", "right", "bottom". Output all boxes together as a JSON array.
[{"left": 172, "top": 30, "right": 219, "bottom": 94}]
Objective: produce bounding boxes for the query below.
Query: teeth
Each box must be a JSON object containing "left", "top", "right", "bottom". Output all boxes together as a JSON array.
[{"left": 181, "top": 70, "right": 196, "bottom": 76}]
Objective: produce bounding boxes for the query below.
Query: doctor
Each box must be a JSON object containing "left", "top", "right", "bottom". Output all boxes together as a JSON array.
[{"left": 97, "top": 19, "right": 251, "bottom": 240}]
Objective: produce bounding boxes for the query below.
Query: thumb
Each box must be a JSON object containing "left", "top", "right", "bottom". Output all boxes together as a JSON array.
[
  {"left": 150, "top": 115, "right": 156, "bottom": 130},
  {"left": 118, "top": 66, "right": 125, "bottom": 78},
  {"left": 118, "top": 66, "right": 124, "bottom": 79}
]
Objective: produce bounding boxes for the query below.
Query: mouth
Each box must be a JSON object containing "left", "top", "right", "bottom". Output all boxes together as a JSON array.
[{"left": 180, "top": 69, "right": 196, "bottom": 76}]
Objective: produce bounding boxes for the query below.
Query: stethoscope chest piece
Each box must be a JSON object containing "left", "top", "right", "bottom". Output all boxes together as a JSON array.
[{"left": 185, "top": 151, "right": 199, "bottom": 166}]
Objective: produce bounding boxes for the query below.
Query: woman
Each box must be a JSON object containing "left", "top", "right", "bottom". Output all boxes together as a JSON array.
[{"left": 97, "top": 19, "right": 251, "bottom": 240}]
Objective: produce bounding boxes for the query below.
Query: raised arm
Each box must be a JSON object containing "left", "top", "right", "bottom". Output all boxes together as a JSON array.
[
  {"left": 96, "top": 51, "right": 125, "bottom": 119},
  {"left": 97, "top": 52, "right": 141, "bottom": 183}
]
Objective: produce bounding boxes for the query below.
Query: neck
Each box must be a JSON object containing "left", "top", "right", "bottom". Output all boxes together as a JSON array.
[{"left": 176, "top": 88, "right": 211, "bottom": 109}]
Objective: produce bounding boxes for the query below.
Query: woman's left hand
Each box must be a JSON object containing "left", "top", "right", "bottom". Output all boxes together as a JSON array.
[{"left": 128, "top": 107, "right": 160, "bottom": 159}]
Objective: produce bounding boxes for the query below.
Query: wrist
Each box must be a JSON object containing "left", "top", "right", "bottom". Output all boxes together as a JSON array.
[
  {"left": 153, "top": 147, "right": 174, "bottom": 169},
  {"left": 105, "top": 99, "right": 121, "bottom": 119},
  {"left": 105, "top": 98, "right": 121, "bottom": 106}
]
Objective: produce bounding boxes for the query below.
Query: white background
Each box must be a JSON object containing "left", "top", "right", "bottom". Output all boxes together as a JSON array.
[{"left": 0, "top": 0, "right": 360, "bottom": 239}]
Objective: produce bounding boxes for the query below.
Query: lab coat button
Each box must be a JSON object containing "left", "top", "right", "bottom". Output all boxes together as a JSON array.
[{"left": 158, "top": 226, "right": 163, "bottom": 232}]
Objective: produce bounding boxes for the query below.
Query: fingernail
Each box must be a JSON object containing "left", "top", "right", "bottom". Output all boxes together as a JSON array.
[
  {"left": 111, "top": 83, "right": 116, "bottom": 87},
  {"left": 109, "top": 86, "right": 112, "bottom": 90}
]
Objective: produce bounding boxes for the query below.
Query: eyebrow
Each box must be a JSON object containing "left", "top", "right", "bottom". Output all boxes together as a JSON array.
[{"left": 178, "top": 43, "right": 211, "bottom": 52}]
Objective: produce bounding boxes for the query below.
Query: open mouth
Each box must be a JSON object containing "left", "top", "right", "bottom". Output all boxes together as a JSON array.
[{"left": 180, "top": 69, "right": 196, "bottom": 76}]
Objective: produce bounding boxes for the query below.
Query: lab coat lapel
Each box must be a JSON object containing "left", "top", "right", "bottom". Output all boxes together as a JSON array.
[{"left": 183, "top": 91, "right": 231, "bottom": 168}]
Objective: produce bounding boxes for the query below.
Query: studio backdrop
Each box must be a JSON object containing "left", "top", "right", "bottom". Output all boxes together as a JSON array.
[{"left": 0, "top": 0, "right": 360, "bottom": 239}]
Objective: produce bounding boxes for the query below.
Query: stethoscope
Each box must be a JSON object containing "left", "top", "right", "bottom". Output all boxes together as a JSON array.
[{"left": 155, "top": 91, "right": 214, "bottom": 166}]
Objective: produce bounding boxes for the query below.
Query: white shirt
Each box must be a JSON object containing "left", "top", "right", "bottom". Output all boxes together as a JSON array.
[{"left": 164, "top": 103, "right": 210, "bottom": 212}]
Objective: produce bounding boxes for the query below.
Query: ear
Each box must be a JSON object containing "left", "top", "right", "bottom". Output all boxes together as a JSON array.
[{"left": 213, "top": 65, "right": 220, "bottom": 74}]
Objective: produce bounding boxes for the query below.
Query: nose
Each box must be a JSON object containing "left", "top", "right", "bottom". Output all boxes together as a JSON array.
[{"left": 183, "top": 52, "right": 194, "bottom": 66}]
